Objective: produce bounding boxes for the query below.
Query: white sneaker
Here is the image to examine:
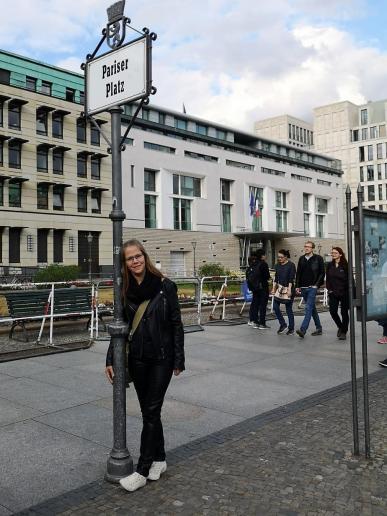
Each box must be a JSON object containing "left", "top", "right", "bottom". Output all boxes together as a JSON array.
[
  {"left": 119, "top": 472, "right": 147, "bottom": 492},
  {"left": 148, "top": 461, "right": 167, "bottom": 481},
  {"left": 247, "top": 321, "right": 254, "bottom": 326}
]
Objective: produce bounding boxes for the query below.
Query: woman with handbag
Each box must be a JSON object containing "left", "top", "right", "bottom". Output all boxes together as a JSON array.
[
  {"left": 271, "top": 249, "right": 296, "bottom": 335},
  {"left": 326, "top": 247, "right": 349, "bottom": 340},
  {"left": 105, "top": 239, "right": 185, "bottom": 492}
]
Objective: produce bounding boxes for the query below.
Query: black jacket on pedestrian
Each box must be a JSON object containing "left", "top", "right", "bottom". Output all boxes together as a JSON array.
[
  {"left": 247, "top": 260, "right": 270, "bottom": 292},
  {"left": 295, "top": 254, "right": 325, "bottom": 288},
  {"left": 325, "top": 261, "right": 348, "bottom": 297},
  {"left": 106, "top": 276, "right": 185, "bottom": 371}
]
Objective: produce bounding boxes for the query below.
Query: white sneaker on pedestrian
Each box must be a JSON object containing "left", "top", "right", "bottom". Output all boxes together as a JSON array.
[
  {"left": 148, "top": 461, "right": 167, "bottom": 481},
  {"left": 247, "top": 321, "right": 254, "bottom": 326},
  {"left": 119, "top": 472, "right": 147, "bottom": 492}
]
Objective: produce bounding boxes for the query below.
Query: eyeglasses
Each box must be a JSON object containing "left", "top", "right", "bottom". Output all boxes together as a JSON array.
[
  {"left": 277, "top": 255, "right": 285, "bottom": 259},
  {"left": 126, "top": 253, "right": 144, "bottom": 263}
]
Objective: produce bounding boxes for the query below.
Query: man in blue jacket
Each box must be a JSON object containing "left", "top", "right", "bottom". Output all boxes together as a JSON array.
[{"left": 295, "top": 241, "right": 325, "bottom": 338}]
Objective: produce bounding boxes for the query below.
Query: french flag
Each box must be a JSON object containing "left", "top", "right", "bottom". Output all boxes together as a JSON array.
[
  {"left": 255, "top": 196, "right": 261, "bottom": 217},
  {"left": 249, "top": 191, "right": 255, "bottom": 216}
]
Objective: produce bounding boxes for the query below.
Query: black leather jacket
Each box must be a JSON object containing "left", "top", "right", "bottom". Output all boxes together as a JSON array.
[
  {"left": 295, "top": 254, "right": 325, "bottom": 288},
  {"left": 106, "top": 278, "right": 185, "bottom": 370}
]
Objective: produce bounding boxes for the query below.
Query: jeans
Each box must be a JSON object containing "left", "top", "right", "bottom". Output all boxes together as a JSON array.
[
  {"left": 256, "top": 288, "right": 269, "bottom": 325},
  {"left": 273, "top": 299, "right": 294, "bottom": 331},
  {"left": 300, "top": 287, "right": 322, "bottom": 333},
  {"left": 129, "top": 356, "right": 174, "bottom": 477},
  {"left": 329, "top": 293, "right": 349, "bottom": 333},
  {"left": 378, "top": 320, "right": 387, "bottom": 337},
  {"left": 249, "top": 291, "right": 259, "bottom": 323}
]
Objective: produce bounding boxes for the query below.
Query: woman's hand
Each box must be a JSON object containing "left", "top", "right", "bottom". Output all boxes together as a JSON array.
[
  {"left": 105, "top": 366, "right": 114, "bottom": 384},
  {"left": 173, "top": 369, "right": 182, "bottom": 376}
]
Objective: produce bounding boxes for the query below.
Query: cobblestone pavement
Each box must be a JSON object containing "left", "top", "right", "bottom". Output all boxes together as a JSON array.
[{"left": 15, "top": 369, "right": 387, "bottom": 516}]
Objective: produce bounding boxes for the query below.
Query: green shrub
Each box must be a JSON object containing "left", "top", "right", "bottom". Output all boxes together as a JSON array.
[
  {"left": 34, "top": 264, "right": 81, "bottom": 283},
  {"left": 197, "top": 262, "right": 227, "bottom": 278}
]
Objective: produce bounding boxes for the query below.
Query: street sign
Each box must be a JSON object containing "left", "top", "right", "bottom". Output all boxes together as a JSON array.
[{"left": 85, "top": 35, "right": 149, "bottom": 116}]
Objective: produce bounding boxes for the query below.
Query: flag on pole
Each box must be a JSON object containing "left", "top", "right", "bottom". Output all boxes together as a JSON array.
[
  {"left": 249, "top": 191, "right": 255, "bottom": 216},
  {"left": 255, "top": 195, "right": 261, "bottom": 217}
]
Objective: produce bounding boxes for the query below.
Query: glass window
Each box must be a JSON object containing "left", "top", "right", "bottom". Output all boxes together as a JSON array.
[
  {"left": 276, "top": 210, "right": 288, "bottom": 232},
  {"left": 377, "top": 143, "right": 383, "bottom": 159},
  {"left": 142, "top": 108, "right": 150, "bottom": 120},
  {"left": 158, "top": 113, "right": 165, "bottom": 124},
  {"left": 378, "top": 164, "right": 382, "bottom": 180},
  {"left": 9, "top": 182, "right": 22, "bottom": 207},
  {"left": 379, "top": 125, "right": 386, "bottom": 137},
  {"left": 368, "top": 185, "right": 375, "bottom": 201},
  {"left": 53, "top": 185, "right": 64, "bottom": 211},
  {"left": 367, "top": 165, "right": 374, "bottom": 181},
  {"left": 360, "top": 166, "right": 364, "bottom": 182},
  {"left": 173, "top": 198, "right": 192, "bottom": 230},
  {"left": 0, "top": 101, "right": 3, "bottom": 127},
  {"left": 66, "top": 88, "right": 75, "bottom": 102},
  {"left": 370, "top": 126, "right": 378, "bottom": 139},
  {"left": 196, "top": 123, "right": 207, "bottom": 136},
  {"left": 316, "top": 214, "right": 324, "bottom": 238},
  {"left": 360, "top": 109, "right": 368, "bottom": 125},
  {"left": 221, "top": 204, "right": 231, "bottom": 232},
  {"left": 316, "top": 197, "right": 328, "bottom": 213},
  {"left": 275, "top": 191, "right": 287, "bottom": 209},
  {"left": 216, "top": 129, "right": 226, "bottom": 140},
  {"left": 8, "top": 103, "right": 21, "bottom": 130},
  {"left": 41, "top": 81, "right": 52, "bottom": 95},
  {"left": 0, "top": 180, "right": 3, "bottom": 206},
  {"left": 91, "top": 190, "right": 101, "bottom": 214},
  {"left": 144, "top": 169, "right": 156, "bottom": 191},
  {"left": 37, "top": 147, "right": 48, "bottom": 171},
  {"left": 0, "top": 140, "right": 3, "bottom": 165},
  {"left": 37, "top": 229, "right": 48, "bottom": 263},
  {"left": 79, "top": 91, "right": 85, "bottom": 105},
  {"left": 303, "top": 193, "right": 310, "bottom": 212},
  {"left": 221, "top": 179, "right": 231, "bottom": 201},
  {"left": 367, "top": 145, "right": 373, "bottom": 161},
  {"left": 352, "top": 129, "right": 359, "bottom": 141},
  {"left": 90, "top": 124, "right": 100, "bottom": 146},
  {"left": 37, "top": 184, "right": 49, "bottom": 209},
  {"left": 303, "top": 213, "right": 310, "bottom": 236},
  {"left": 144, "top": 194, "right": 157, "bottom": 228},
  {"left": 77, "top": 154, "right": 87, "bottom": 177},
  {"left": 181, "top": 176, "right": 201, "bottom": 197},
  {"left": 53, "top": 230, "right": 63, "bottom": 263},
  {"left": 227, "top": 159, "right": 254, "bottom": 170},
  {"left": 52, "top": 113, "right": 63, "bottom": 138},
  {"left": 36, "top": 109, "right": 48, "bottom": 135},
  {"left": 8, "top": 228, "right": 21, "bottom": 263},
  {"left": 76, "top": 118, "right": 86, "bottom": 142},
  {"left": 378, "top": 184, "right": 383, "bottom": 200},
  {"left": 26, "top": 76, "right": 37, "bottom": 91},
  {"left": 0, "top": 68, "right": 10, "bottom": 85},
  {"left": 53, "top": 149, "right": 64, "bottom": 174},
  {"left": 173, "top": 174, "right": 179, "bottom": 195},
  {"left": 175, "top": 118, "right": 187, "bottom": 130},
  {"left": 90, "top": 156, "right": 101, "bottom": 179},
  {"left": 77, "top": 189, "right": 88, "bottom": 212},
  {"left": 359, "top": 147, "right": 365, "bottom": 162},
  {"left": 8, "top": 141, "right": 21, "bottom": 168},
  {"left": 144, "top": 141, "right": 175, "bottom": 153},
  {"left": 362, "top": 128, "right": 368, "bottom": 140}
]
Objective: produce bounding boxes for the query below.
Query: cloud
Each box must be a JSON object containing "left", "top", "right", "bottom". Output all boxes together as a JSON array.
[{"left": 0, "top": 0, "right": 386, "bottom": 131}]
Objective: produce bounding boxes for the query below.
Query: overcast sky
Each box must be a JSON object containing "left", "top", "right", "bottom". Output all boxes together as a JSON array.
[{"left": 0, "top": 0, "right": 386, "bottom": 130}]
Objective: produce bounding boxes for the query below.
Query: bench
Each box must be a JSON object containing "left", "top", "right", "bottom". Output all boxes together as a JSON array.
[{"left": 4, "top": 288, "right": 107, "bottom": 341}]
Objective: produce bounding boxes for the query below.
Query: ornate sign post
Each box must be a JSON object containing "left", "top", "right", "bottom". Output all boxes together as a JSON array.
[{"left": 83, "top": 0, "right": 156, "bottom": 482}]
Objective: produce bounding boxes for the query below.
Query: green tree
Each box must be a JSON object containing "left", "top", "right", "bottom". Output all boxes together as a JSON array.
[{"left": 34, "top": 264, "right": 80, "bottom": 283}]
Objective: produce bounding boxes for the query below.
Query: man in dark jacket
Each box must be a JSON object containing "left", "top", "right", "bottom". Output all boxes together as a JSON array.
[
  {"left": 252, "top": 249, "right": 271, "bottom": 329},
  {"left": 295, "top": 241, "right": 325, "bottom": 338}
]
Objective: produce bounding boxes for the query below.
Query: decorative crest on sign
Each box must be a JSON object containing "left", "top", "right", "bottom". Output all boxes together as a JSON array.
[{"left": 106, "top": 0, "right": 127, "bottom": 49}]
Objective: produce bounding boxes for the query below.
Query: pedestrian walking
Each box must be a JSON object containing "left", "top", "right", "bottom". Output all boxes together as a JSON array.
[
  {"left": 295, "top": 241, "right": 325, "bottom": 338},
  {"left": 326, "top": 247, "right": 349, "bottom": 340},
  {"left": 246, "top": 254, "right": 259, "bottom": 327},
  {"left": 253, "top": 249, "right": 271, "bottom": 329},
  {"left": 271, "top": 249, "right": 296, "bottom": 335},
  {"left": 105, "top": 239, "right": 185, "bottom": 492},
  {"left": 377, "top": 319, "right": 387, "bottom": 345}
]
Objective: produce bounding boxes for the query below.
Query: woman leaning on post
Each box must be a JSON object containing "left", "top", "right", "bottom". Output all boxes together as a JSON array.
[
  {"left": 105, "top": 239, "right": 185, "bottom": 492},
  {"left": 326, "top": 246, "right": 349, "bottom": 340}
]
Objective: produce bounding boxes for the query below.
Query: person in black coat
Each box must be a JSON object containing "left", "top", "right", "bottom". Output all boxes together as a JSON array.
[
  {"left": 105, "top": 239, "right": 184, "bottom": 492},
  {"left": 295, "top": 241, "right": 325, "bottom": 338},
  {"left": 253, "top": 249, "right": 271, "bottom": 329},
  {"left": 326, "top": 247, "right": 349, "bottom": 340}
]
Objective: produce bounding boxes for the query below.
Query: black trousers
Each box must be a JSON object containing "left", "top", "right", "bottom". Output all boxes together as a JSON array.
[
  {"left": 129, "top": 356, "right": 174, "bottom": 477},
  {"left": 329, "top": 293, "right": 349, "bottom": 333},
  {"left": 256, "top": 288, "right": 269, "bottom": 325}
]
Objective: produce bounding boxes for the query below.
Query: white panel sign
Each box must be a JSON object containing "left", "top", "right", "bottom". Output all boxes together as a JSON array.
[{"left": 86, "top": 37, "right": 147, "bottom": 115}]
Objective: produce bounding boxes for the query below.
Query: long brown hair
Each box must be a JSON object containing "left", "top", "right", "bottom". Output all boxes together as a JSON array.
[
  {"left": 121, "top": 239, "right": 163, "bottom": 301},
  {"left": 331, "top": 246, "right": 348, "bottom": 268}
]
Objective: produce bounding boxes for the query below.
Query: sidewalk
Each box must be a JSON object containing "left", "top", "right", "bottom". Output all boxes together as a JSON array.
[{"left": 0, "top": 312, "right": 386, "bottom": 514}]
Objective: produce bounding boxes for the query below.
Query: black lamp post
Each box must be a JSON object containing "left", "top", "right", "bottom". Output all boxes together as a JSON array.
[
  {"left": 87, "top": 232, "right": 93, "bottom": 282},
  {"left": 191, "top": 241, "right": 197, "bottom": 275}
]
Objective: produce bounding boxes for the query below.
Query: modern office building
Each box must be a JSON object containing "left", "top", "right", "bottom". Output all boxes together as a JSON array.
[
  {"left": 120, "top": 104, "right": 344, "bottom": 273},
  {"left": 0, "top": 50, "right": 112, "bottom": 279},
  {"left": 254, "top": 114, "right": 314, "bottom": 148},
  {"left": 313, "top": 99, "right": 387, "bottom": 210},
  {"left": 0, "top": 49, "right": 345, "bottom": 278}
]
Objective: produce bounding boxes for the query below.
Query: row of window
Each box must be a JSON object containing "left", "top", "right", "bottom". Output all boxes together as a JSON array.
[
  {"left": 288, "top": 124, "right": 314, "bottom": 145},
  {"left": 351, "top": 124, "right": 386, "bottom": 142},
  {"left": 360, "top": 164, "right": 387, "bottom": 182},
  {"left": 363, "top": 184, "right": 387, "bottom": 202},
  {"left": 0, "top": 181, "right": 103, "bottom": 213},
  {"left": 0, "top": 227, "right": 65, "bottom": 264},
  {"left": 358, "top": 143, "right": 387, "bottom": 162}
]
